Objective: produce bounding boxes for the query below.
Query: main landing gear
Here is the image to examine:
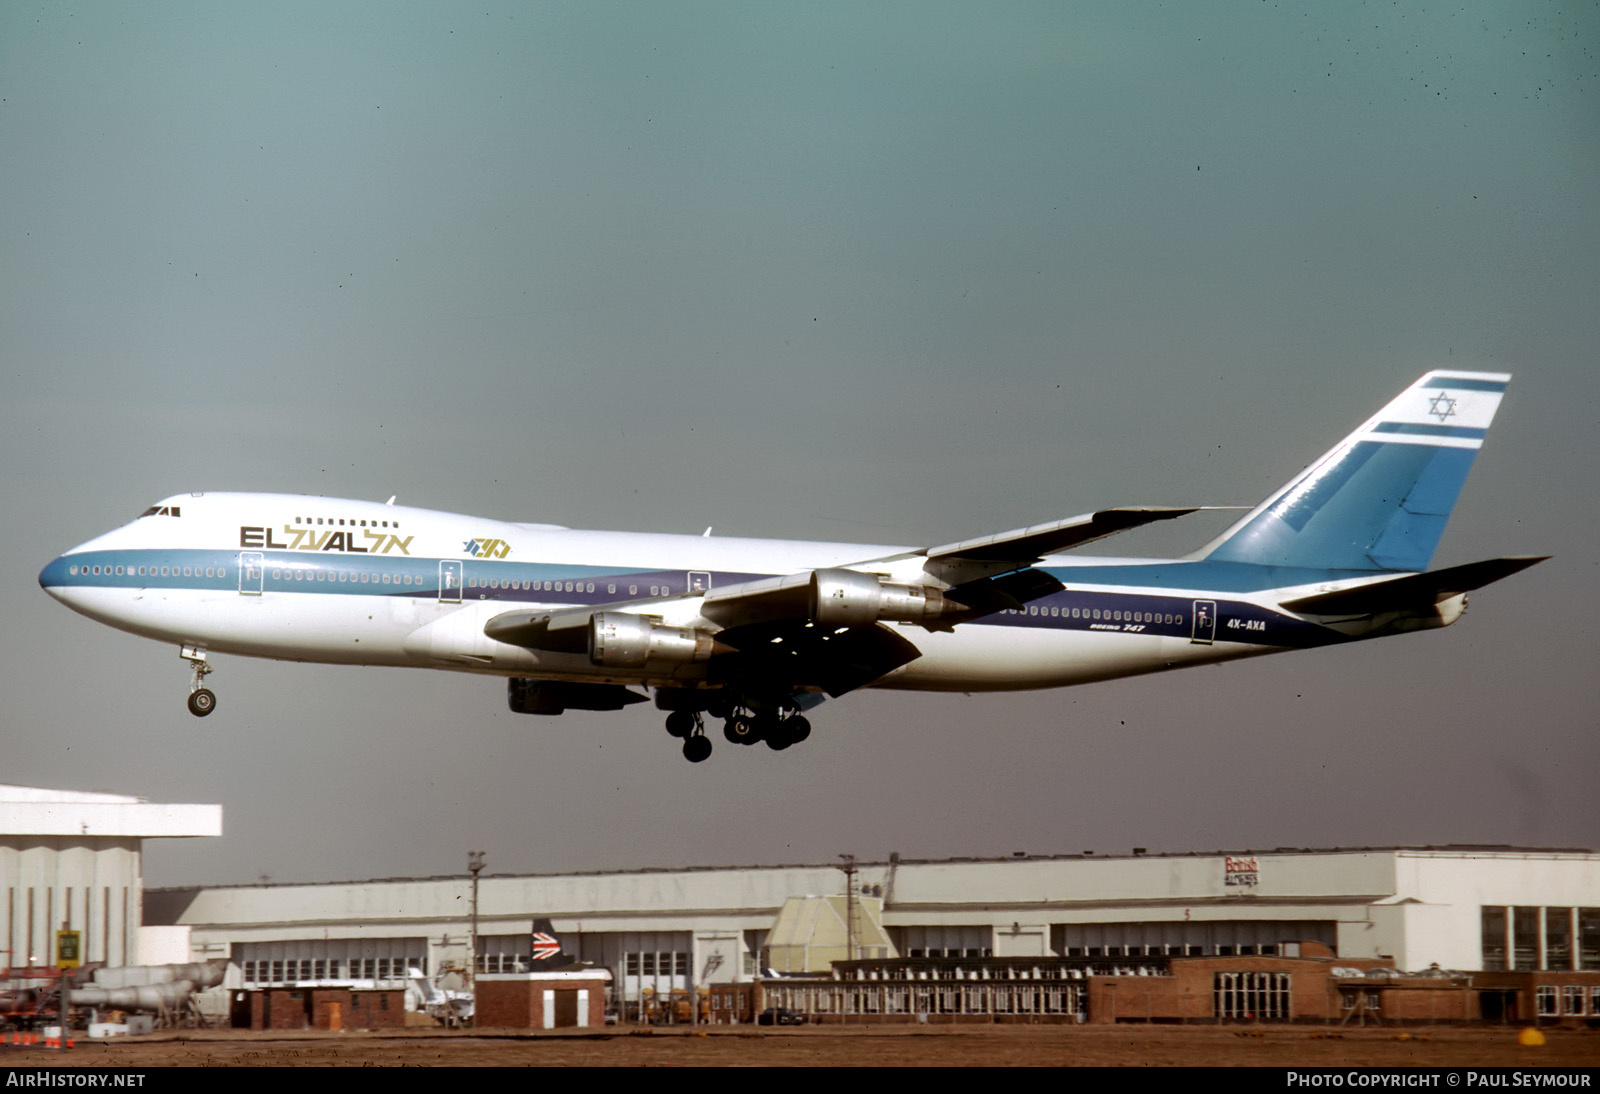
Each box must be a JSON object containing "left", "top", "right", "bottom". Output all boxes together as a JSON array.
[
  {"left": 722, "top": 709, "right": 810, "bottom": 751},
  {"left": 662, "top": 700, "right": 811, "bottom": 763},
  {"left": 181, "top": 646, "right": 216, "bottom": 718},
  {"left": 664, "top": 710, "right": 712, "bottom": 763}
]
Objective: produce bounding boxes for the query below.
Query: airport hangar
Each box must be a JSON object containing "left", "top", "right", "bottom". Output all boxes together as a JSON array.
[
  {"left": 6, "top": 786, "right": 1597, "bottom": 1017},
  {"left": 1, "top": 784, "right": 221, "bottom": 970},
  {"left": 142, "top": 844, "right": 1600, "bottom": 1013}
]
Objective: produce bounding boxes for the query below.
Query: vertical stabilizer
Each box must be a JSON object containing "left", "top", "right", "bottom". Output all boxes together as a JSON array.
[{"left": 1200, "top": 371, "right": 1510, "bottom": 572}]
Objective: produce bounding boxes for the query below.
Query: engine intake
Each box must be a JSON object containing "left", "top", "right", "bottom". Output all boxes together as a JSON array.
[
  {"left": 589, "top": 612, "right": 717, "bottom": 668},
  {"left": 809, "top": 569, "right": 957, "bottom": 627}
]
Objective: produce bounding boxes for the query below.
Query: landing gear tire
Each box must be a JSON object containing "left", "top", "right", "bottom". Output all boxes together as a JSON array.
[
  {"left": 723, "top": 715, "right": 760, "bottom": 745},
  {"left": 763, "top": 713, "right": 810, "bottom": 751},
  {"left": 682, "top": 735, "right": 712, "bottom": 763},
  {"left": 761, "top": 715, "right": 793, "bottom": 751},
  {"left": 664, "top": 710, "right": 697, "bottom": 738},
  {"left": 181, "top": 646, "right": 215, "bottom": 718}
]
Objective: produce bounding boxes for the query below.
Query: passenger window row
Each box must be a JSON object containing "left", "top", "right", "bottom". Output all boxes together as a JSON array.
[
  {"left": 1009, "top": 605, "right": 1184, "bottom": 626},
  {"left": 70, "top": 563, "right": 226, "bottom": 579},
  {"left": 293, "top": 516, "right": 401, "bottom": 529},
  {"left": 272, "top": 569, "right": 419, "bottom": 585},
  {"left": 462, "top": 579, "right": 669, "bottom": 597}
]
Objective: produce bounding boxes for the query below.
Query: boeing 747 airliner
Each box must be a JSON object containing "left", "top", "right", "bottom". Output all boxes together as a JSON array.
[{"left": 40, "top": 371, "right": 1544, "bottom": 762}]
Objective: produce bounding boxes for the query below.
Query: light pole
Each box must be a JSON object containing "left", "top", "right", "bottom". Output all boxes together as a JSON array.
[
  {"left": 467, "top": 851, "right": 486, "bottom": 990},
  {"left": 838, "top": 854, "right": 857, "bottom": 964}
]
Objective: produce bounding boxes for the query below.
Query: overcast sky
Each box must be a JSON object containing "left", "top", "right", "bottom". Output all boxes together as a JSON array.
[{"left": 3, "top": 2, "right": 1596, "bottom": 888}]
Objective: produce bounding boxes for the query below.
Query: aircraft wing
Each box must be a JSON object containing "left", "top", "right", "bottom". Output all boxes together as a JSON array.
[
  {"left": 697, "top": 565, "right": 1067, "bottom": 696},
  {"left": 707, "top": 617, "right": 926, "bottom": 698},
  {"left": 484, "top": 588, "right": 926, "bottom": 698},
  {"left": 484, "top": 507, "right": 1206, "bottom": 697},
  {"left": 918, "top": 506, "right": 1202, "bottom": 582}
]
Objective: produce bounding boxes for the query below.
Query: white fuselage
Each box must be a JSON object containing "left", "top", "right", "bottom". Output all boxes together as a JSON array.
[{"left": 41, "top": 492, "right": 1302, "bottom": 696}]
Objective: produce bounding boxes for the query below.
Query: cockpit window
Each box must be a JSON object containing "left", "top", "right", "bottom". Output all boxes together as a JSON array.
[{"left": 138, "top": 505, "right": 181, "bottom": 518}]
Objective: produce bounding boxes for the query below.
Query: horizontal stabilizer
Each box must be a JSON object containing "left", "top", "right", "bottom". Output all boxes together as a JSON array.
[{"left": 1280, "top": 556, "right": 1548, "bottom": 615}]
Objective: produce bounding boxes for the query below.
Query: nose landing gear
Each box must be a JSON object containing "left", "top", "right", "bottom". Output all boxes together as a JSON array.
[{"left": 181, "top": 646, "right": 216, "bottom": 718}]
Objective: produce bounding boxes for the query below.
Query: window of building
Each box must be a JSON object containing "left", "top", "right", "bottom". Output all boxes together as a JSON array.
[
  {"left": 1214, "top": 972, "right": 1290, "bottom": 1020},
  {"left": 1514, "top": 907, "right": 1539, "bottom": 971},
  {"left": 1579, "top": 908, "right": 1600, "bottom": 970},
  {"left": 1536, "top": 985, "right": 1557, "bottom": 1017},
  {"left": 1546, "top": 908, "right": 1574, "bottom": 970},
  {"left": 1482, "top": 906, "right": 1508, "bottom": 970}
]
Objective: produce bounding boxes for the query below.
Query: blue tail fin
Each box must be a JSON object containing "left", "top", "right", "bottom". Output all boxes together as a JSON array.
[{"left": 1200, "top": 371, "right": 1510, "bottom": 572}]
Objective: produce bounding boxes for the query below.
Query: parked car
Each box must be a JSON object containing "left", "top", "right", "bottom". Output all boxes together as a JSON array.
[{"left": 757, "top": 1007, "right": 807, "bottom": 1026}]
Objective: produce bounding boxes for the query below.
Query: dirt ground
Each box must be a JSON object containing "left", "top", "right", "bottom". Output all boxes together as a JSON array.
[{"left": 2, "top": 1024, "right": 1598, "bottom": 1068}]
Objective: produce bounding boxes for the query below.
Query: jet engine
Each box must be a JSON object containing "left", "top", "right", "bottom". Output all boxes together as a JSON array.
[
  {"left": 589, "top": 611, "right": 718, "bottom": 667},
  {"left": 808, "top": 569, "right": 958, "bottom": 627}
]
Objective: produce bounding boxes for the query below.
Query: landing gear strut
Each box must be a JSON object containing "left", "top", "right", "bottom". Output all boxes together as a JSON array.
[{"left": 181, "top": 646, "right": 216, "bottom": 718}]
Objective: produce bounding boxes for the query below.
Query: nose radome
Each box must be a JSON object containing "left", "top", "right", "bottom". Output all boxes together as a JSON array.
[{"left": 39, "top": 555, "right": 71, "bottom": 598}]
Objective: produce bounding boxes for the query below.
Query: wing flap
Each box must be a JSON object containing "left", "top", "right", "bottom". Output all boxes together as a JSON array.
[{"left": 712, "top": 620, "right": 923, "bottom": 698}]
